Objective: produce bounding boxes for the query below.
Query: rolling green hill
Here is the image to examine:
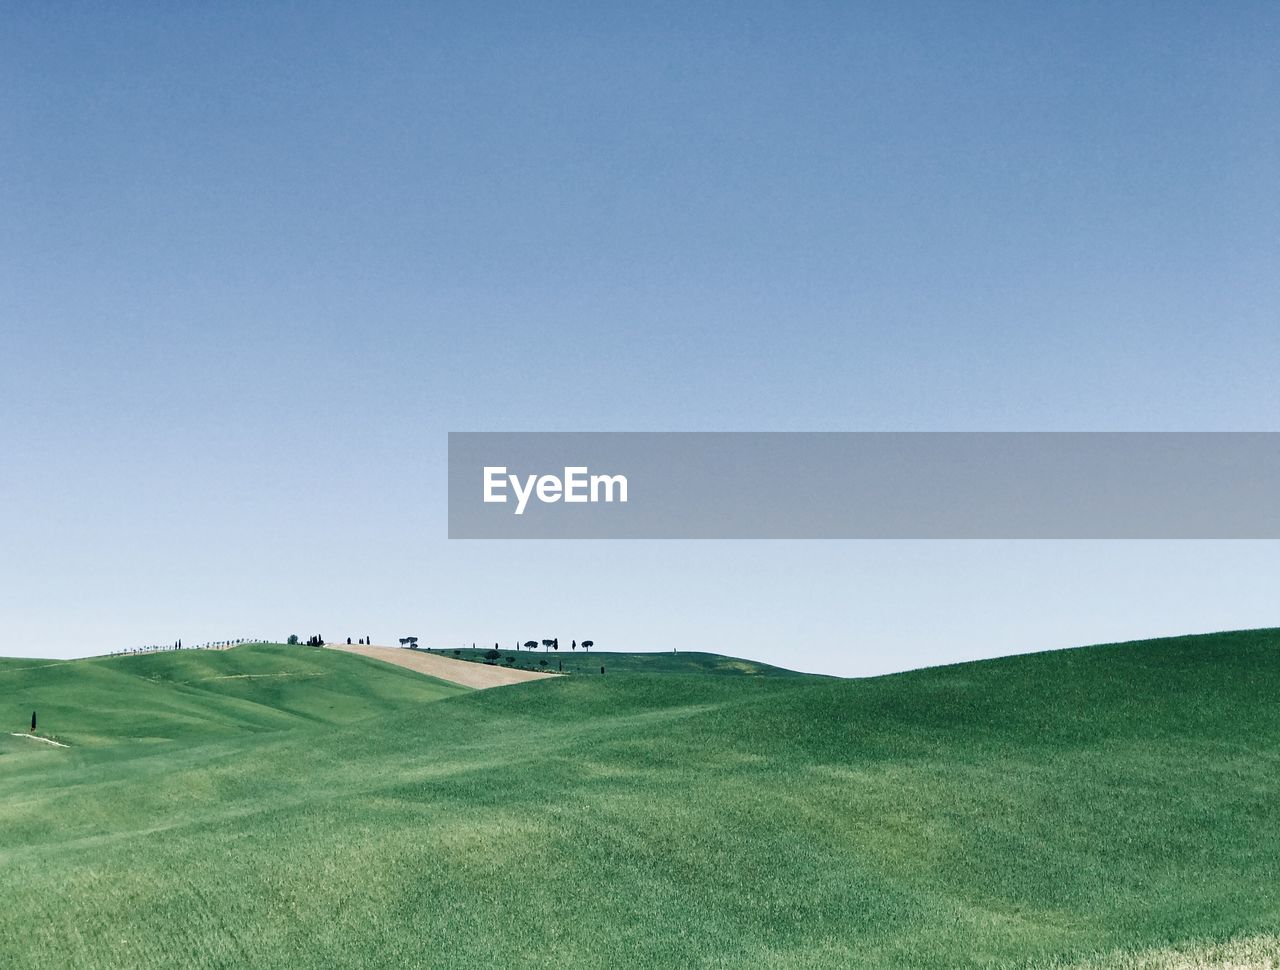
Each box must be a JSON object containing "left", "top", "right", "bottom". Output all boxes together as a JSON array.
[
  {"left": 0, "top": 643, "right": 467, "bottom": 747},
  {"left": 444, "top": 645, "right": 806, "bottom": 676},
  {"left": 2, "top": 631, "right": 1278, "bottom": 969}
]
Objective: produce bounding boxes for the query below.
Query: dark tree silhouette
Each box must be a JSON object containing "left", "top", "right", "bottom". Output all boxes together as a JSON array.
[
  {"left": 571, "top": 640, "right": 577, "bottom": 651},
  {"left": 524, "top": 640, "right": 538, "bottom": 651},
  {"left": 31, "top": 711, "right": 37, "bottom": 733},
  {"left": 541, "top": 639, "right": 553, "bottom": 651},
  {"left": 600, "top": 665, "right": 605, "bottom": 675},
  {"left": 582, "top": 640, "right": 594, "bottom": 652},
  {"left": 552, "top": 638, "right": 559, "bottom": 651}
]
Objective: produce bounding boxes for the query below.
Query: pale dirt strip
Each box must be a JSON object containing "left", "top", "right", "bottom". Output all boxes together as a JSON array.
[
  {"left": 10, "top": 733, "right": 69, "bottom": 748},
  {"left": 330, "top": 643, "right": 556, "bottom": 689},
  {"left": 1036, "top": 934, "right": 1280, "bottom": 970}
]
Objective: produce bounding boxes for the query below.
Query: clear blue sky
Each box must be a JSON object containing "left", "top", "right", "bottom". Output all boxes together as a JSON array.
[{"left": 3, "top": 2, "right": 1276, "bottom": 674}]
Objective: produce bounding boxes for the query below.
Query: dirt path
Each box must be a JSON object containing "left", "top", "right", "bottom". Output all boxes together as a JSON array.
[
  {"left": 10, "top": 733, "right": 69, "bottom": 748},
  {"left": 330, "top": 643, "right": 554, "bottom": 689}
]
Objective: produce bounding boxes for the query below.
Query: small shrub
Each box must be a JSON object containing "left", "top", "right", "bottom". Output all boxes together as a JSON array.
[{"left": 287, "top": 634, "right": 299, "bottom": 645}]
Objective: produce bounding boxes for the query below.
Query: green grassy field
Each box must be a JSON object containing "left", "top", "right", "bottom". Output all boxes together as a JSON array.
[
  {"left": 2, "top": 631, "right": 1278, "bottom": 969},
  {"left": 441, "top": 645, "right": 805, "bottom": 677}
]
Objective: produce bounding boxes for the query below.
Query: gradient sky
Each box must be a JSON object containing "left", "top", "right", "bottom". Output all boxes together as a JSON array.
[{"left": 3, "top": 2, "right": 1277, "bottom": 675}]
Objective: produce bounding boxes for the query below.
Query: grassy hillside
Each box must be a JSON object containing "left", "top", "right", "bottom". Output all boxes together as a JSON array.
[
  {"left": 1, "top": 643, "right": 467, "bottom": 747},
  {"left": 2, "top": 631, "right": 1279, "bottom": 969},
  {"left": 443, "top": 645, "right": 805, "bottom": 676}
]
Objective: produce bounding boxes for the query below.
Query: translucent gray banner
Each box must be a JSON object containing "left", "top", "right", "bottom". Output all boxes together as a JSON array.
[{"left": 447, "top": 432, "right": 1280, "bottom": 539}]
